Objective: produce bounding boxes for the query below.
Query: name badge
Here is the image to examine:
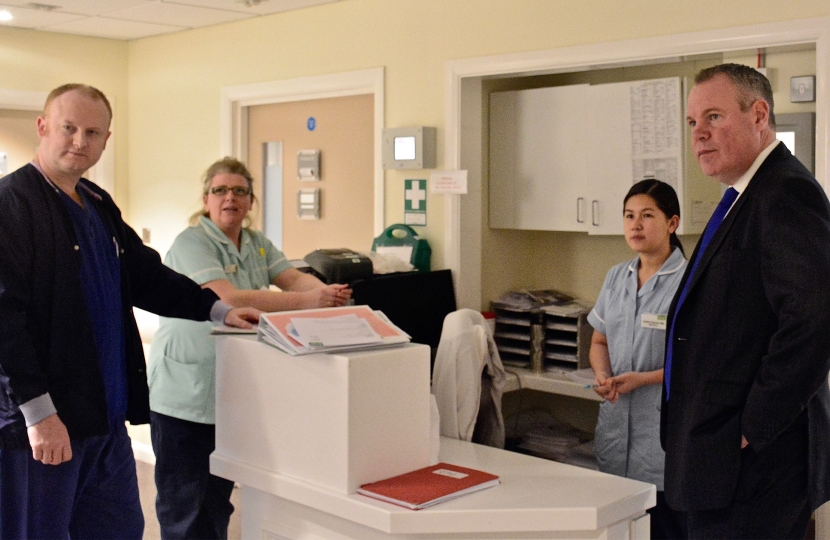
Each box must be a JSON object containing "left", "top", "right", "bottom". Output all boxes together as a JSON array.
[
  {"left": 641, "top": 313, "right": 667, "bottom": 330},
  {"left": 224, "top": 264, "right": 238, "bottom": 274}
]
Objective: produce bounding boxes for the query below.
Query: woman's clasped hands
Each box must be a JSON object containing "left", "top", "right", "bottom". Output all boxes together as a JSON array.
[{"left": 593, "top": 371, "right": 645, "bottom": 404}]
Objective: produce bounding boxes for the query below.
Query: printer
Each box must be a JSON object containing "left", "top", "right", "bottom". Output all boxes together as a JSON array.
[{"left": 303, "top": 248, "right": 373, "bottom": 284}]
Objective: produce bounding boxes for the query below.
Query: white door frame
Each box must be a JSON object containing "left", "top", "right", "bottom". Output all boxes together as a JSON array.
[
  {"left": 0, "top": 88, "right": 46, "bottom": 111},
  {"left": 445, "top": 17, "right": 830, "bottom": 310},
  {"left": 0, "top": 88, "right": 116, "bottom": 195},
  {"left": 220, "top": 67, "right": 385, "bottom": 235}
]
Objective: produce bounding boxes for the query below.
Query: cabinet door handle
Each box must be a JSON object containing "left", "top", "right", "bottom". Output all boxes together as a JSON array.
[
  {"left": 577, "top": 198, "right": 585, "bottom": 223},
  {"left": 592, "top": 200, "right": 600, "bottom": 226}
]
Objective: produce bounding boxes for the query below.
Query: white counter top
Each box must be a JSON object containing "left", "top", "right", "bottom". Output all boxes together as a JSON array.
[
  {"left": 503, "top": 366, "right": 603, "bottom": 401},
  {"left": 212, "top": 437, "right": 654, "bottom": 536}
]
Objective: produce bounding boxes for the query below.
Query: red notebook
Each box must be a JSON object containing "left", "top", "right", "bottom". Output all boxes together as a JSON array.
[{"left": 357, "top": 463, "right": 500, "bottom": 510}]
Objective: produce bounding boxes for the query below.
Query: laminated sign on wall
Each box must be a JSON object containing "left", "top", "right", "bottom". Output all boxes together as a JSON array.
[{"left": 404, "top": 179, "right": 427, "bottom": 226}]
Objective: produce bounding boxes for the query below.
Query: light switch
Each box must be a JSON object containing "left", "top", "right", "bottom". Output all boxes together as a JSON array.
[{"left": 297, "top": 188, "right": 320, "bottom": 219}]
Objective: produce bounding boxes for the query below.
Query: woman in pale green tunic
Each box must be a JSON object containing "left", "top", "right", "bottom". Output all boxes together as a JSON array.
[{"left": 148, "top": 157, "right": 351, "bottom": 539}]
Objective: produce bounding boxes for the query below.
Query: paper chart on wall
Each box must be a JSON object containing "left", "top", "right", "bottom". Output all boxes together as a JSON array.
[{"left": 630, "top": 78, "right": 682, "bottom": 190}]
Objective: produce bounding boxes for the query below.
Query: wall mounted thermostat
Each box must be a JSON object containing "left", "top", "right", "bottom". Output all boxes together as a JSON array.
[
  {"left": 297, "top": 188, "right": 320, "bottom": 219},
  {"left": 0, "top": 153, "right": 7, "bottom": 176},
  {"left": 298, "top": 149, "right": 320, "bottom": 180},
  {"left": 382, "top": 127, "right": 436, "bottom": 169}
]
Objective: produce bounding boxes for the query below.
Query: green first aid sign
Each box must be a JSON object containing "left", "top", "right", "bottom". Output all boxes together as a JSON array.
[{"left": 404, "top": 179, "right": 427, "bottom": 226}]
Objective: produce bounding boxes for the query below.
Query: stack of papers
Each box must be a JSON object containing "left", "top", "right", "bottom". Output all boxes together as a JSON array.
[
  {"left": 258, "top": 305, "right": 410, "bottom": 355},
  {"left": 357, "top": 463, "right": 500, "bottom": 510}
]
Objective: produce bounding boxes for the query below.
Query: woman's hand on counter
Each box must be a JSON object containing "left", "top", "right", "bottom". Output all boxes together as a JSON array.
[{"left": 308, "top": 283, "right": 352, "bottom": 309}]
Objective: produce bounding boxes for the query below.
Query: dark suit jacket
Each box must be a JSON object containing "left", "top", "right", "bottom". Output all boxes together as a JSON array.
[{"left": 661, "top": 143, "right": 830, "bottom": 512}]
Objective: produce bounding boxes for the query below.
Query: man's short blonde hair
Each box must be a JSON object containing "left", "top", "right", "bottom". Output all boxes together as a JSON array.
[{"left": 43, "top": 84, "right": 113, "bottom": 125}]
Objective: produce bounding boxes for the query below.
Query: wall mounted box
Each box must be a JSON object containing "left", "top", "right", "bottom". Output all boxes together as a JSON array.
[
  {"left": 790, "top": 75, "right": 816, "bottom": 103},
  {"left": 297, "top": 149, "right": 320, "bottom": 180},
  {"left": 382, "top": 126, "right": 436, "bottom": 169},
  {"left": 297, "top": 188, "right": 320, "bottom": 219},
  {"left": 213, "top": 337, "right": 431, "bottom": 494}
]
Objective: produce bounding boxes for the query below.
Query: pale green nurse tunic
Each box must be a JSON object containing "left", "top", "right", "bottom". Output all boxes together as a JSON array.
[
  {"left": 148, "top": 216, "right": 292, "bottom": 424},
  {"left": 586, "top": 247, "right": 686, "bottom": 489}
]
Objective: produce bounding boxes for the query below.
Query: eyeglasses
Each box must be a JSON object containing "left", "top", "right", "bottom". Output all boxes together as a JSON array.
[{"left": 209, "top": 185, "right": 251, "bottom": 197}]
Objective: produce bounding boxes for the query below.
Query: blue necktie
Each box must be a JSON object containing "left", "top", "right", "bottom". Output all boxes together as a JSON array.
[{"left": 665, "top": 187, "right": 738, "bottom": 399}]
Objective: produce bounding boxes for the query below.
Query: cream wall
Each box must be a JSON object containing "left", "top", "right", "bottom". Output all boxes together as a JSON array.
[
  {"left": 0, "top": 109, "right": 39, "bottom": 174},
  {"left": 0, "top": 27, "right": 128, "bottom": 204},
  {"left": 123, "top": 0, "right": 830, "bottom": 299}
]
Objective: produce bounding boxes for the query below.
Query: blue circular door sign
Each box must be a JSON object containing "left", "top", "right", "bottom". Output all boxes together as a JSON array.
[{"left": 307, "top": 117, "right": 316, "bottom": 131}]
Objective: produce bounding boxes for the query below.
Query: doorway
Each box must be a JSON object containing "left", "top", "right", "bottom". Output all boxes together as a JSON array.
[
  {"left": 220, "top": 67, "right": 385, "bottom": 250},
  {"left": 445, "top": 18, "right": 829, "bottom": 310}
]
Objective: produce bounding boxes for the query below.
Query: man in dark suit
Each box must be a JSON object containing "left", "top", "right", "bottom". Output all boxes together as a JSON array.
[{"left": 661, "top": 63, "right": 830, "bottom": 538}]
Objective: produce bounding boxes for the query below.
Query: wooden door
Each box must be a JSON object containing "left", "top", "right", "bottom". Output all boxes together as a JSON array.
[{"left": 247, "top": 94, "right": 375, "bottom": 260}]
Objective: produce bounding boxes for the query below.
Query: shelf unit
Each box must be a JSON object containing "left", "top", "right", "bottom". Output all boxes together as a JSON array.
[
  {"left": 502, "top": 368, "right": 602, "bottom": 401},
  {"left": 493, "top": 301, "right": 592, "bottom": 373},
  {"left": 492, "top": 308, "right": 534, "bottom": 367},
  {"left": 541, "top": 304, "right": 592, "bottom": 371}
]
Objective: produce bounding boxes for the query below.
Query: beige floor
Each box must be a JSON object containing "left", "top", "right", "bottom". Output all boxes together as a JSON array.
[{"left": 136, "top": 459, "right": 241, "bottom": 540}]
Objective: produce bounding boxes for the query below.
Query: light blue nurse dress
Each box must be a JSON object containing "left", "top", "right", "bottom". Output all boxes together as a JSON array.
[{"left": 586, "top": 247, "right": 686, "bottom": 489}]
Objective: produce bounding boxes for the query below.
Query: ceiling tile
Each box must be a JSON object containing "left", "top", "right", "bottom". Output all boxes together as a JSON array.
[
  {"left": 42, "top": 15, "right": 184, "bottom": 40},
  {"left": 106, "top": 2, "right": 253, "bottom": 28},
  {"left": 0, "top": 0, "right": 343, "bottom": 39},
  {"left": 169, "top": 0, "right": 338, "bottom": 16},
  {"left": 0, "top": 1, "right": 154, "bottom": 16}
]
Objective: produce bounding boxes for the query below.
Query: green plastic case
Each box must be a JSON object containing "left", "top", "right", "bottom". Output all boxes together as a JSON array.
[{"left": 371, "top": 224, "right": 431, "bottom": 273}]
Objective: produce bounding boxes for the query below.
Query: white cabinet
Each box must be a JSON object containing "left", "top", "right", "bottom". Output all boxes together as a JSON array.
[
  {"left": 490, "top": 85, "right": 589, "bottom": 231},
  {"left": 583, "top": 81, "right": 634, "bottom": 234},
  {"left": 489, "top": 78, "right": 683, "bottom": 234}
]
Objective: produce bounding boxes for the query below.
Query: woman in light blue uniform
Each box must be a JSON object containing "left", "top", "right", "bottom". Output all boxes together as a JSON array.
[
  {"left": 148, "top": 157, "right": 351, "bottom": 539},
  {"left": 587, "top": 179, "right": 687, "bottom": 539}
]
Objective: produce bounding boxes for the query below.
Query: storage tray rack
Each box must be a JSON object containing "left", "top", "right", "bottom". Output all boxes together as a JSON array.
[
  {"left": 492, "top": 297, "right": 592, "bottom": 372},
  {"left": 540, "top": 302, "right": 592, "bottom": 371},
  {"left": 492, "top": 308, "right": 534, "bottom": 367}
]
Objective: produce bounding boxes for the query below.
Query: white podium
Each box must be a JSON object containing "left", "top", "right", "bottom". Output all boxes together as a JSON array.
[
  {"left": 213, "top": 336, "right": 431, "bottom": 494},
  {"left": 212, "top": 336, "right": 655, "bottom": 539}
]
